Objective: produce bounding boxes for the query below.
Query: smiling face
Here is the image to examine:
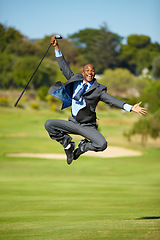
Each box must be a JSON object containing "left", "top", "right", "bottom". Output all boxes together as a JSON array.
[{"left": 82, "top": 64, "right": 95, "bottom": 83}]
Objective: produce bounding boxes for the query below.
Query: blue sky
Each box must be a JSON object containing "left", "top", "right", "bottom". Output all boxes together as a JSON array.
[{"left": 0, "top": 0, "right": 159, "bottom": 43}]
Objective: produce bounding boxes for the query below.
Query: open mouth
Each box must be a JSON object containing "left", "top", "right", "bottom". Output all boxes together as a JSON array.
[{"left": 87, "top": 75, "right": 93, "bottom": 79}]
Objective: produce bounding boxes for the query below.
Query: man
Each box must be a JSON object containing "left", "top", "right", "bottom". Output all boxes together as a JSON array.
[{"left": 45, "top": 36, "right": 147, "bottom": 165}]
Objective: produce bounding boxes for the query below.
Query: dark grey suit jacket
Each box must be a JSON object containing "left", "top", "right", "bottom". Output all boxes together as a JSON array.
[{"left": 49, "top": 55, "right": 125, "bottom": 124}]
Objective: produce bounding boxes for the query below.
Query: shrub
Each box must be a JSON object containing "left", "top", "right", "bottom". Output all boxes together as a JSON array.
[
  {"left": 50, "top": 103, "right": 56, "bottom": 112},
  {"left": 0, "top": 96, "right": 9, "bottom": 106},
  {"left": 124, "top": 110, "right": 160, "bottom": 146},
  {"left": 30, "top": 102, "right": 39, "bottom": 110}
]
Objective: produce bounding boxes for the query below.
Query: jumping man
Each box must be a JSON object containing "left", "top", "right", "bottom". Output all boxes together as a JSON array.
[{"left": 45, "top": 36, "right": 147, "bottom": 165}]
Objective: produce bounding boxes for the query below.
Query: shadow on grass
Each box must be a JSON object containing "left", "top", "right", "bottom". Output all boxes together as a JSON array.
[{"left": 135, "top": 216, "right": 160, "bottom": 220}]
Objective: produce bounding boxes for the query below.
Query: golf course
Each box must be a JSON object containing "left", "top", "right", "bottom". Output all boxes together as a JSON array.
[{"left": 0, "top": 105, "right": 160, "bottom": 240}]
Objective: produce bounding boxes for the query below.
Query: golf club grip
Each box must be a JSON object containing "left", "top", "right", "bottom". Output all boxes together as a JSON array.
[{"left": 55, "top": 35, "right": 63, "bottom": 39}]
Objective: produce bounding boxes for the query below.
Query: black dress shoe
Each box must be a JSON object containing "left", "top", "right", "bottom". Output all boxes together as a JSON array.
[
  {"left": 64, "top": 142, "right": 75, "bottom": 165},
  {"left": 73, "top": 147, "right": 84, "bottom": 160},
  {"left": 73, "top": 139, "right": 89, "bottom": 160}
]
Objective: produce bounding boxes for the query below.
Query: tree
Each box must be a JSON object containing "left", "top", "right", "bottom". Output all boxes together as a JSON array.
[
  {"left": 69, "top": 25, "right": 122, "bottom": 73},
  {"left": 13, "top": 56, "right": 42, "bottom": 88},
  {"left": 94, "top": 25, "right": 122, "bottom": 73},
  {"left": 149, "top": 110, "right": 160, "bottom": 139},
  {"left": 141, "top": 80, "right": 160, "bottom": 113},
  {"left": 119, "top": 44, "right": 137, "bottom": 74},
  {"left": 0, "top": 24, "right": 24, "bottom": 53},
  {"left": 136, "top": 49, "right": 152, "bottom": 73},
  {"left": 0, "top": 26, "right": 60, "bottom": 89},
  {"left": 124, "top": 110, "right": 160, "bottom": 146},
  {"left": 152, "top": 55, "right": 160, "bottom": 79},
  {"left": 13, "top": 56, "right": 58, "bottom": 89},
  {"left": 0, "top": 24, "right": 6, "bottom": 52},
  {"left": 124, "top": 79, "right": 160, "bottom": 146},
  {"left": 4, "top": 39, "right": 41, "bottom": 57},
  {"left": 124, "top": 117, "right": 150, "bottom": 146},
  {"left": 0, "top": 53, "right": 14, "bottom": 88},
  {"left": 127, "top": 34, "right": 151, "bottom": 48},
  {"left": 120, "top": 34, "right": 160, "bottom": 74}
]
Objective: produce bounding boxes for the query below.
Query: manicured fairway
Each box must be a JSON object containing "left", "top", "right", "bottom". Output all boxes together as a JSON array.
[
  {"left": 0, "top": 107, "right": 160, "bottom": 239},
  {"left": 0, "top": 151, "right": 160, "bottom": 240}
]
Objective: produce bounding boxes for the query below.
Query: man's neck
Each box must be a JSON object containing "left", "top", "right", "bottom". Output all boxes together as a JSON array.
[{"left": 83, "top": 78, "right": 94, "bottom": 84}]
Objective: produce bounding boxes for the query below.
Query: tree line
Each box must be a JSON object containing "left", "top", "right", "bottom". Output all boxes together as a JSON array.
[{"left": 0, "top": 23, "right": 160, "bottom": 90}]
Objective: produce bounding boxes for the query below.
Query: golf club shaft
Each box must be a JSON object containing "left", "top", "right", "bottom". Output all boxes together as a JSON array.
[
  {"left": 14, "top": 43, "right": 52, "bottom": 107},
  {"left": 14, "top": 35, "right": 63, "bottom": 107}
]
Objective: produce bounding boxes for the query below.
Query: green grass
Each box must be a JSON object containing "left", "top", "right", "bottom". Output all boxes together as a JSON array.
[{"left": 0, "top": 106, "right": 160, "bottom": 240}]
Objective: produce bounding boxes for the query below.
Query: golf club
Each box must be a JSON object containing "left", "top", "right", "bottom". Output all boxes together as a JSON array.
[{"left": 14, "top": 34, "right": 63, "bottom": 107}]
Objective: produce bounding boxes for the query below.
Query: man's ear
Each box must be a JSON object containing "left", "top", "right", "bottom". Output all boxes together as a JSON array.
[{"left": 82, "top": 72, "right": 84, "bottom": 76}]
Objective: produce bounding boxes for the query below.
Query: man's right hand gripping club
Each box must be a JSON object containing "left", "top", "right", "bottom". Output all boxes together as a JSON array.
[{"left": 51, "top": 36, "right": 60, "bottom": 51}]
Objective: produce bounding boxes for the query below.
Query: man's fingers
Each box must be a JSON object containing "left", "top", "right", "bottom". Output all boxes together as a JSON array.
[
  {"left": 141, "top": 108, "right": 147, "bottom": 113},
  {"left": 132, "top": 102, "right": 147, "bottom": 115},
  {"left": 50, "top": 36, "right": 57, "bottom": 45},
  {"left": 139, "top": 108, "right": 147, "bottom": 115}
]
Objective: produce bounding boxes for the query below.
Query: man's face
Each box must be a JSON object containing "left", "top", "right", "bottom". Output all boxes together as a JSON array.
[{"left": 82, "top": 64, "right": 95, "bottom": 83}]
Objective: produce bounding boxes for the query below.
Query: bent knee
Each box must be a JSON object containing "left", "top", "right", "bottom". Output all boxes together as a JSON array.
[
  {"left": 100, "top": 140, "right": 107, "bottom": 151},
  {"left": 94, "top": 139, "right": 107, "bottom": 152},
  {"left": 44, "top": 120, "right": 52, "bottom": 131}
]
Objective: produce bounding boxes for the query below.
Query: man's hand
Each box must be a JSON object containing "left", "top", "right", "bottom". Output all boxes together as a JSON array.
[
  {"left": 131, "top": 101, "right": 147, "bottom": 116},
  {"left": 50, "top": 36, "right": 59, "bottom": 50}
]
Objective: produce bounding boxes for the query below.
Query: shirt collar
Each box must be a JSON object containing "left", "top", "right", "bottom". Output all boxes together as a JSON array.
[{"left": 83, "top": 80, "right": 93, "bottom": 87}]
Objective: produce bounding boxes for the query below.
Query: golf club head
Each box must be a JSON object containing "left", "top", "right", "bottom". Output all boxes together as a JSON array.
[{"left": 55, "top": 35, "right": 63, "bottom": 39}]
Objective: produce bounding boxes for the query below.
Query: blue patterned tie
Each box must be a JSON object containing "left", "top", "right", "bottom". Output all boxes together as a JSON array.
[{"left": 73, "top": 83, "right": 88, "bottom": 101}]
